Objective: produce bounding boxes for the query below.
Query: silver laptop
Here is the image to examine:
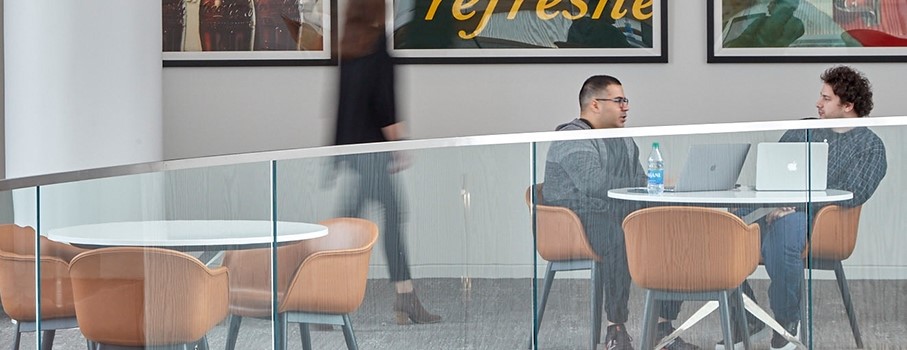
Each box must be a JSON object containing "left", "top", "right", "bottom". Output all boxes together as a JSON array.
[
  {"left": 755, "top": 142, "right": 828, "bottom": 191},
  {"left": 671, "top": 143, "right": 751, "bottom": 192}
]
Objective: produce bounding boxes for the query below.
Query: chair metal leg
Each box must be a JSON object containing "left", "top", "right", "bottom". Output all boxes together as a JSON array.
[
  {"left": 834, "top": 261, "right": 864, "bottom": 348},
  {"left": 590, "top": 262, "right": 604, "bottom": 349},
  {"left": 224, "top": 315, "right": 243, "bottom": 350},
  {"left": 529, "top": 264, "right": 557, "bottom": 349},
  {"left": 278, "top": 313, "right": 289, "bottom": 350},
  {"left": 718, "top": 290, "right": 735, "bottom": 350},
  {"left": 800, "top": 273, "right": 810, "bottom": 347},
  {"left": 732, "top": 288, "right": 751, "bottom": 350},
  {"left": 639, "top": 290, "right": 659, "bottom": 350},
  {"left": 41, "top": 330, "right": 56, "bottom": 350},
  {"left": 12, "top": 323, "right": 21, "bottom": 350},
  {"left": 341, "top": 314, "right": 359, "bottom": 350},
  {"left": 299, "top": 323, "right": 313, "bottom": 350},
  {"left": 197, "top": 336, "right": 210, "bottom": 350}
]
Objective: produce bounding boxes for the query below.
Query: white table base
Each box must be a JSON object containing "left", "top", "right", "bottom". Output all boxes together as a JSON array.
[{"left": 652, "top": 295, "right": 804, "bottom": 350}]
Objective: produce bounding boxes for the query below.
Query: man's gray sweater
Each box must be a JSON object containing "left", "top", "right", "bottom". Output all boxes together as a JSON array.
[{"left": 542, "top": 118, "right": 647, "bottom": 217}]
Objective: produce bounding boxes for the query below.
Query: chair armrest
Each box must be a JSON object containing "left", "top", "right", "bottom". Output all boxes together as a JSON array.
[
  {"left": 808, "top": 205, "right": 862, "bottom": 260},
  {"left": 280, "top": 249, "right": 372, "bottom": 315},
  {"left": 40, "top": 236, "right": 87, "bottom": 263}
]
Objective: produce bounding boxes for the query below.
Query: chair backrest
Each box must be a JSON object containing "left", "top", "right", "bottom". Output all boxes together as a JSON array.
[
  {"left": 222, "top": 236, "right": 307, "bottom": 304},
  {"left": 279, "top": 217, "right": 379, "bottom": 314},
  {"left": 525, "top": 184, "right": 600, "bottom": 262},
  {"left": 808, "top": 205, "right": 862, "bottom": 261},
  {"left": 0, "top": 224, "right": 35, "bottom": 255},
  {"left": 69, "top": 247, "right": 229, "bottom": 347},
  {"left": 0, "top": 224, "right": 79, "bottom": 321},
  {"left": 623, "top": 207, "right": 760, "bottom": 292}
]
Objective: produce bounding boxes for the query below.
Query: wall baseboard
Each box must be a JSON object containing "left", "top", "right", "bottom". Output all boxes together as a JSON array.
[{"left": 368, "top": 264, "right": 907, "bottom": 280}]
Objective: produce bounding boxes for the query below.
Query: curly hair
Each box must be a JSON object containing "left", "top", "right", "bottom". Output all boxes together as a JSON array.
[{"left": 821, "top": 66, "right": 873, "bottom": 117}]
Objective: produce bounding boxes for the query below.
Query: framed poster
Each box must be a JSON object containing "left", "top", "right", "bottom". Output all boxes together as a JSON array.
[
  {"left": 390, "top": 0, "right": 668, "bottom": 63},
  {"left": 163, "top": 0, "right": 336, "bottom": 67},
  {"left": 709, "top": 0, "right": 907, "bottom": 63}
]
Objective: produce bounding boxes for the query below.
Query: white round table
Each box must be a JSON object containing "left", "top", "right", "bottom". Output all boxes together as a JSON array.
[
  {"left": 607, "top": 187, "right": 853, "bottom": 205},
  {"left": 47, "top": 220, "right": 328, "bottom": 252}
]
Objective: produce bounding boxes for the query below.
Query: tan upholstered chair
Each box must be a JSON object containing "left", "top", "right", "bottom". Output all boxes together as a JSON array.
[
  {"left": 623, "top": 207, "right": 761, "bottom": 350},
  {"left": 0, "top": 224, "right": 84, "bottom": 350},
  {"left": 525, "top": 184, "right": 604, "bottom": 350},
  {"left": 803, "top": 205, "right": 864, "bottom": 348},
  {"left": 223, "top": 217, "right": 378, "bottom": 350},
  {"left": 68, "top": 247, "right": 228, "bottom": 349}
]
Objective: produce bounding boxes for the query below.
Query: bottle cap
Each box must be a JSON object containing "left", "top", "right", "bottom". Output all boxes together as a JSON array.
[{"left": 652, "top": 142, "right": 660, "bottom": 148}]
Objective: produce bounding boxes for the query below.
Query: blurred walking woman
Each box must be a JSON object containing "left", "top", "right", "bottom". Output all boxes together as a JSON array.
[{"left": 333, "top": 0, "right": 441, "bottom": 325}]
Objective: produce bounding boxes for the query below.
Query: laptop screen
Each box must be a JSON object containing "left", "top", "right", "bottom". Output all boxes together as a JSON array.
[
  {"left": 755, "top": 142, "right": 828, "bottom": 191},
  {"left": 673, "top": 143, "right": 751, "bottom": 192}
]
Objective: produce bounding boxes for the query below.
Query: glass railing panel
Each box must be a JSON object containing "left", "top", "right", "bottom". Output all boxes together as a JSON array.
[
  {"left": 0, "top": 115, "right": 902, "bottom": 350},
  {"left": 532, "top": 128, "right": 818, "bottom": 349},
  {"left": 37, "top": 162, "right": 275, "bottom": 349},
  {"left": 0, "top": 187, "right": 51, "bottom": 349},
  {"left": 803, "top": 124, "right": 903, "bottom": 349},
  {"left": 275, "top": 142, "right": 534, "bottom": 348}
]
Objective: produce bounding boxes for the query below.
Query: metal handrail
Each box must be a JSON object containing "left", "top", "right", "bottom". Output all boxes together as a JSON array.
[{"left": 2, "top": 116, "right": 905, "bottom": 191}]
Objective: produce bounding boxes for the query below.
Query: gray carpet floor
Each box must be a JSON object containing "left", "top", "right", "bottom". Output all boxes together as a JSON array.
[{"left": 2, "top": 278, "right": 905, "bottom": 349}]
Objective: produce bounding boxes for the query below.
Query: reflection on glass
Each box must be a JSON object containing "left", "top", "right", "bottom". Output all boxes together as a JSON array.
[{"left": 722, "top": 0, "right": 907, "bottom": 48}]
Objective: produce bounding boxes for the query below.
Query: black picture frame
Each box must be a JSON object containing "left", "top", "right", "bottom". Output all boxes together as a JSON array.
[
  {"left": 708, "top": 0, "right": 907, "bottom": 63},
  {"left": 162, "top": 0, "right": 338, "bottom": 67},
  {"left": 389, "top": 0, "right": 668, "bottom": 64}
]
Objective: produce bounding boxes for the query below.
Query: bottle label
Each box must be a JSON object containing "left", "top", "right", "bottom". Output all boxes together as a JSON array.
[{"left": 647, "top": 169, "right": 664, "bottom": 185}]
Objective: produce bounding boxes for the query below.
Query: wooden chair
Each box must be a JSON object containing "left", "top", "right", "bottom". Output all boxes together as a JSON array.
[
  {"left": 525, "top": 184, "right": 604, "bottom": 350},
  {"left": 68, "top": 247, "right": 228, "bottom": 349},
  {"left": 803, "top": 205, "right": 864, "bottom": 348},
  {"left": 623, "top": 207, "right": 761, "bottom": 350},
  {"left": 0, "top": 224, "right": 85, "bottom": 350},
  {"left": 223, "top": 217, "right": 379, "bottom": 350}
]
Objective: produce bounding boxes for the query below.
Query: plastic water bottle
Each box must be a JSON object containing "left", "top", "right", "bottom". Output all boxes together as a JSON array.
[{"left": 647, "top": 142, "right": 665, "bottom": 195}]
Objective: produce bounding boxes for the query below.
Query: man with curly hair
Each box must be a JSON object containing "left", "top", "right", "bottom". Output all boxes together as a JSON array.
[{"left": 721, "top": 66, "right": 887, "bottom": 350}]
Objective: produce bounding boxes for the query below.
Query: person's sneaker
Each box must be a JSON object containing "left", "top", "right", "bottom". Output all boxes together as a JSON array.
[
  {"left": 655, "top": 322, "right": 701, "bottom": 350},
  {"left": 714, "top": 318, "right": 768, "bottom": 350},
  {"left": 604, "top": 324, "right": 634, "bottom": 350},
  {"left": 770, "top": 322, "right": 799, "bottom": 350}
]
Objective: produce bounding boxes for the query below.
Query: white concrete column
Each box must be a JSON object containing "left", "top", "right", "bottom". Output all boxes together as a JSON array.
[{"left": 4, "top": 0, "right": 163, "bottom": 179}]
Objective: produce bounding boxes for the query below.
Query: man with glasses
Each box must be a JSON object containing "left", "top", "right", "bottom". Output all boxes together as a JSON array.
[{"left": 542, "top": 75, "right": 699, "bottom": 350}]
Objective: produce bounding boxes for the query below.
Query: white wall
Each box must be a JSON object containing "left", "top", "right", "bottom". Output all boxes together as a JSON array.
[
  {"left": 4, "top": 0, "right": 162, "bottom": 178},
  {"left": 162, "top": 1, "right": 907, "bottom": 160}
]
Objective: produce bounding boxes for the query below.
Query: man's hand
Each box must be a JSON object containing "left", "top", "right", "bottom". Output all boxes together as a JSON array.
[
  {"left": 766, "top": 207, "right": 796, "bottom": 224},
  {"left": 388, "top": 151, "right": 412, "bottom": 173}
]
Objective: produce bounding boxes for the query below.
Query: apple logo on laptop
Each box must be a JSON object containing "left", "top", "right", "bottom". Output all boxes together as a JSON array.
[{"left": 787, "top": 161, "right": 798, "bottom": 171}]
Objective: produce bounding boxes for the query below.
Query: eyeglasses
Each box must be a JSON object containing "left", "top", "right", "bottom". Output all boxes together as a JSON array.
[{"left": 595, "top": 97, "right": 630, "bottom": 106}]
